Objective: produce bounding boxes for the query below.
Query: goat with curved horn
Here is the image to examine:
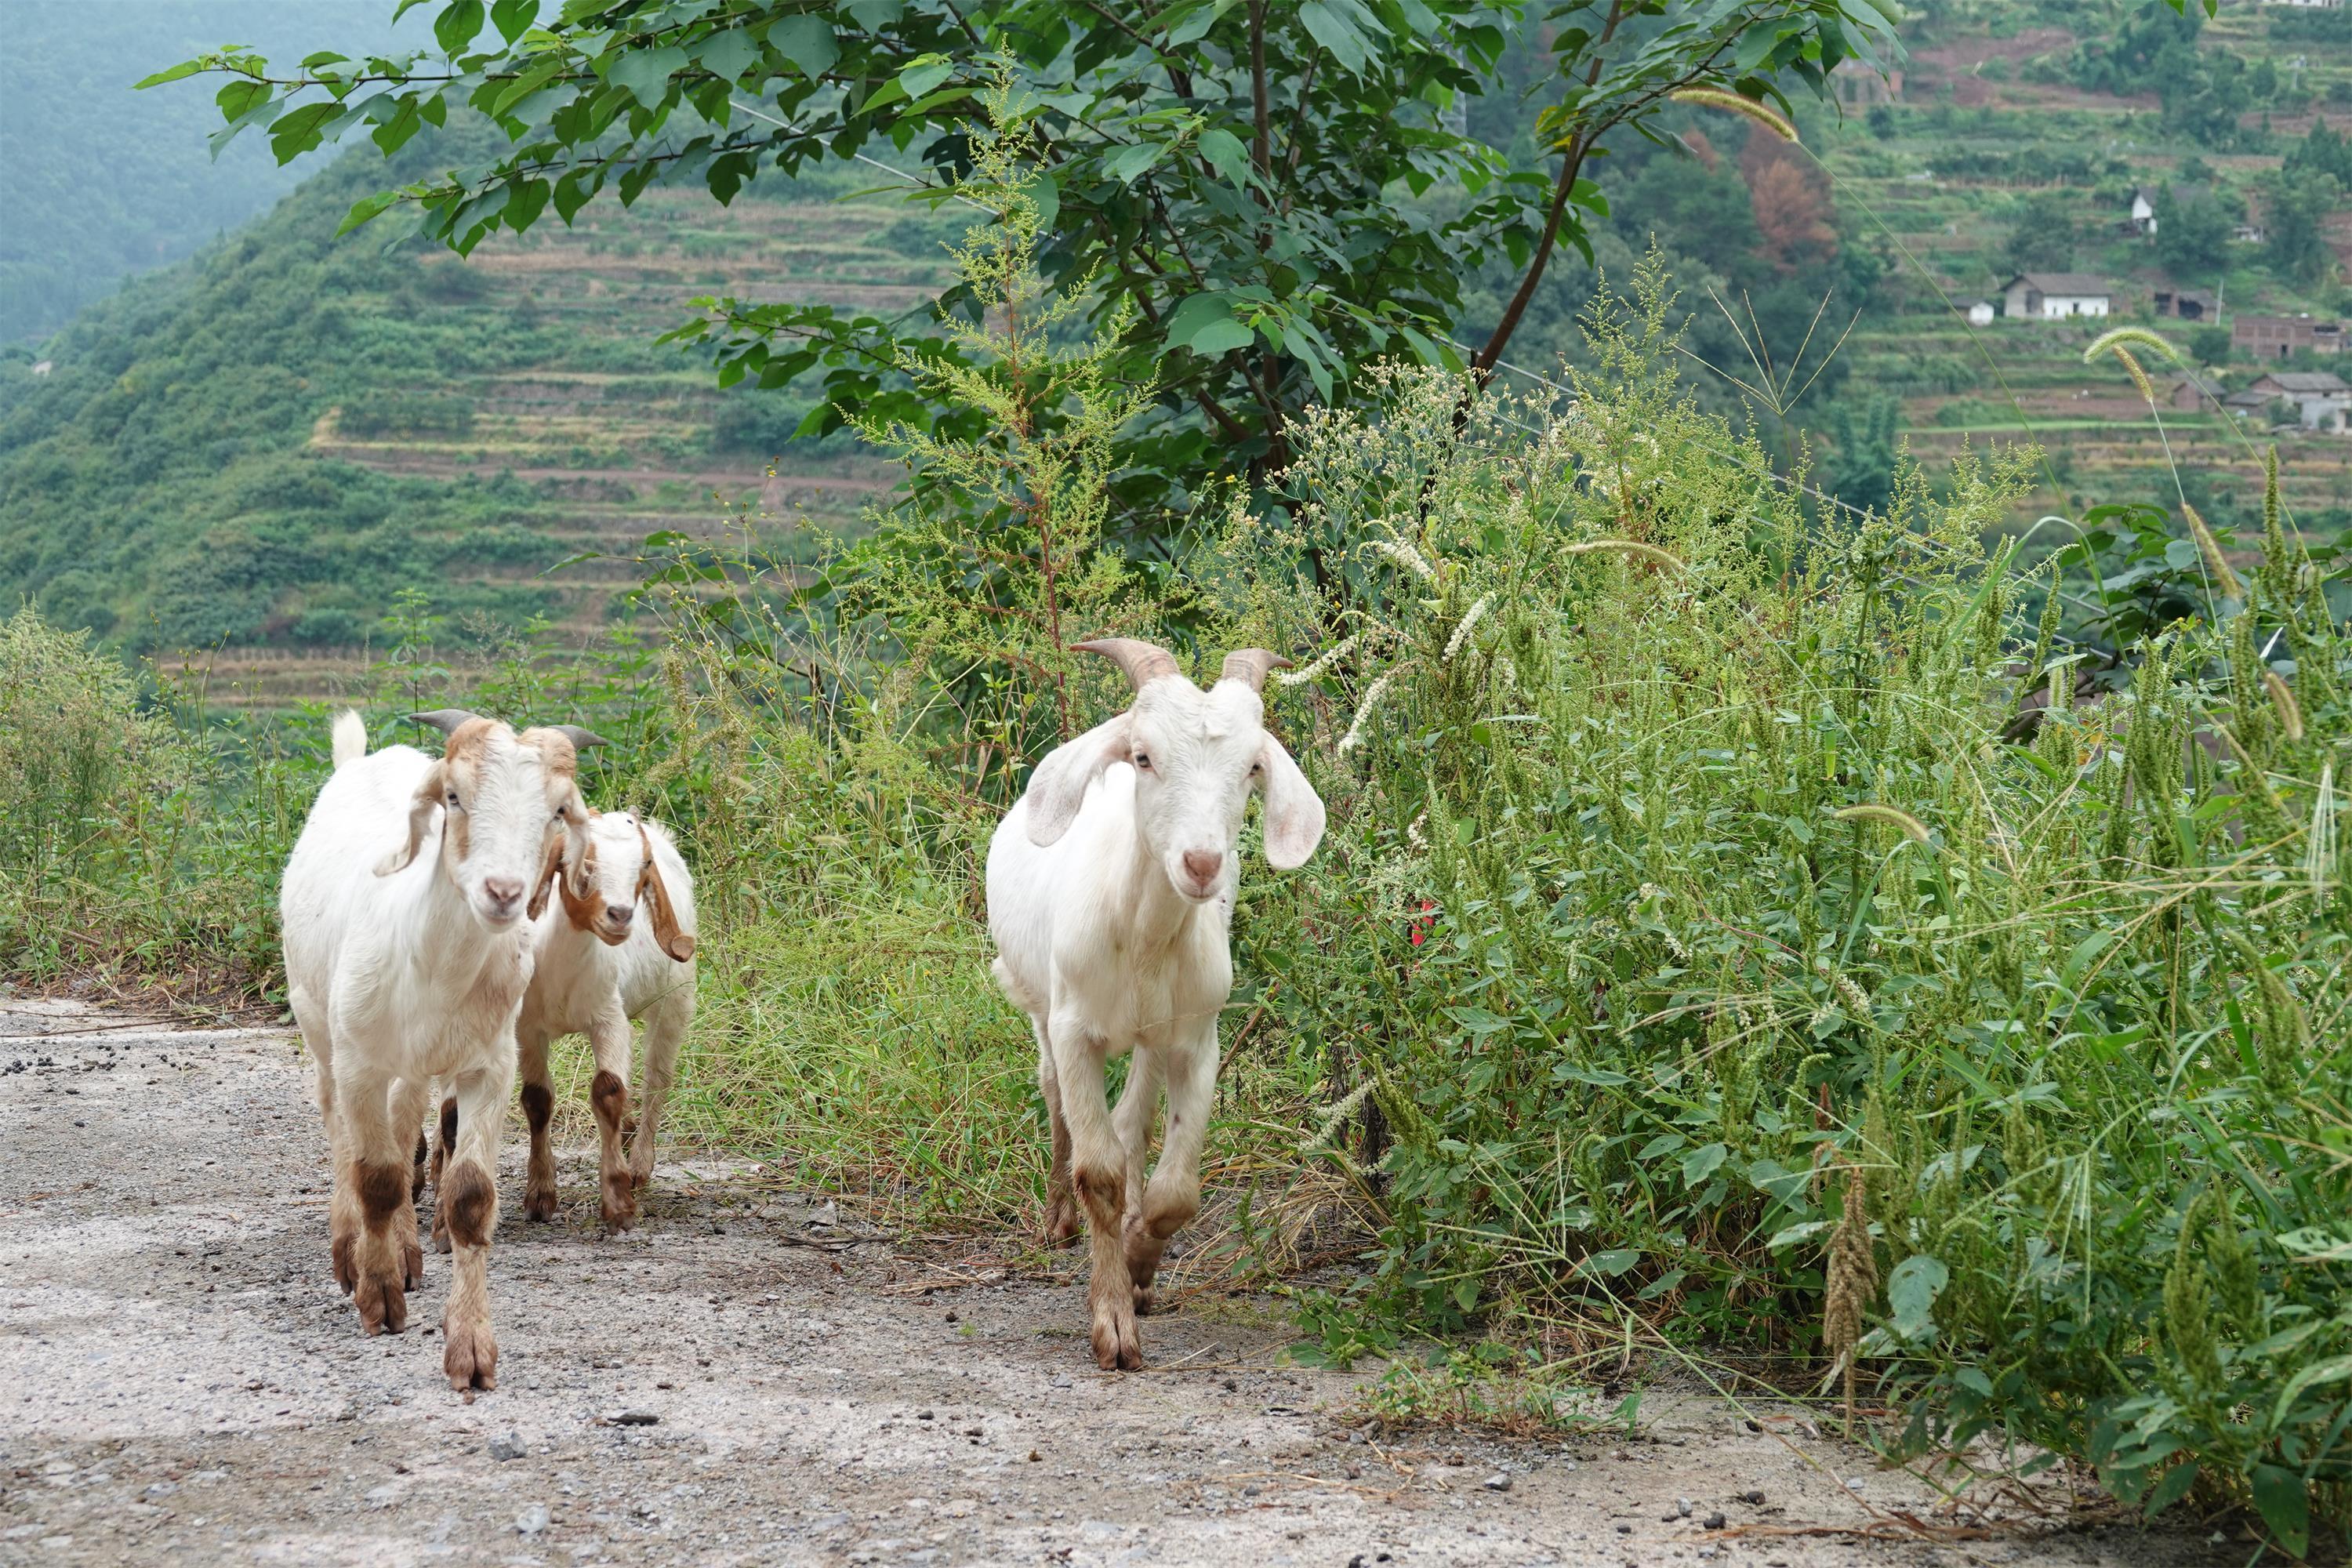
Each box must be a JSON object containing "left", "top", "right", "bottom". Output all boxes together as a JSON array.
[
  {"left": 989, "top": 631, "right": 1328, "bottom": 1371},
  {"left": 549, "top": 725, "right": 609, "bottom": 753},
  {"left": 1219, "top": 649, "right": 1293, "bottom": 693},
  {"left": 408, "top": 709, "right": 485, "bottom": 735},
  {"left": 1071, "top": 637, "right": 1180, "bottom": 691}
]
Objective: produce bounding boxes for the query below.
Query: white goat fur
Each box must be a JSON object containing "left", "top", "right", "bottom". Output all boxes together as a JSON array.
[
  {"left": 281, "top": 710, "right": 590, "bottom": 1391},
  {"left": 986, "top": 644, "right": 1324, "bottom": 1370},
  {"left": 506, "top": 810, "right": 699, "bottom": 1234}
]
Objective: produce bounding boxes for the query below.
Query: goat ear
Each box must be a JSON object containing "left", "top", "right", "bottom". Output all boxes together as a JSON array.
[
  {"left": 557, "top": 786, "right": 595, "bottom": 896},
  {"left": 527, "top": 830, "right": 567, "bottom": 921},
  {"left": 1254, "top": 735, "right": 1326, "bottom": 869},
  {"left": 638, "top": 831, "right": 695, "bottom": 963},
  {"left": 1024, "top": 712, "right": 1131, "bottom": 848},
  {"left": 375, "top": 763, "right": 445, "bottom": 877}
]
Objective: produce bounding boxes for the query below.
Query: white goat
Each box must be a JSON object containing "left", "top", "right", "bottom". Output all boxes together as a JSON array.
[
  {"left": 986, "top": 639, "right": 1327, "bottom": 1370},
  {"left": 281, "top": 707, "right": 597, "bottom": 1392},
  {"left": 426, "top": 808, "right": 697, "bottom": 1240}
]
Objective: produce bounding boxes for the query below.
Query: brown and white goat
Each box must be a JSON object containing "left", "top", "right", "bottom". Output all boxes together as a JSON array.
[
  {"left": 282, "top": 708, "right": 599, "bottom": 1391},
  {"left": 426, "top": 808, "right": 697, "bottom": 1240}
]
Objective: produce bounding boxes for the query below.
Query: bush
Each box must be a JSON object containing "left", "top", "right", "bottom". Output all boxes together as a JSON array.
[{"left": 1207, "top": 278, "right": 2349, "bottom": 1550}]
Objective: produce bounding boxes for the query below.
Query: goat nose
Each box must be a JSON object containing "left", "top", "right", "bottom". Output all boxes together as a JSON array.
[
  {"left": 481, "top": 877, "right": 524, "bottom": 910},
  {"left": 1181, "top": 849, "right": 1224, "bottom": 886},
  {"left": 604, "top": 904, "right": 633, "bottom": 926}
]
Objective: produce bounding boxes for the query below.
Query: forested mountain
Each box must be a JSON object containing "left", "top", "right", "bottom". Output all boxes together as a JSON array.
[
  {"left": 8, "top": 0, "right": 2352, "bottom": 684},
  {"left": 0, "top": 1, "right": 417, "bottom": 343}
]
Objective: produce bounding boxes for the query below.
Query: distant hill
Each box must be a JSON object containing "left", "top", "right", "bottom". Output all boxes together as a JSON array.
[
  {"left": 0, "top": 125, "right": 955, "bottom": 703},
  {"left": 0, "top": 1, "right": 420, "bottom": 343}
]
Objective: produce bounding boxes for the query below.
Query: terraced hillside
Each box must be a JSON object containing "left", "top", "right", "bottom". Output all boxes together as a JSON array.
[
  {"left": 0, "top": 143, "right": 950, "bottom": 710},
  {"left": 1815, "top": 2, "right": 2352, "bottom": 535}
]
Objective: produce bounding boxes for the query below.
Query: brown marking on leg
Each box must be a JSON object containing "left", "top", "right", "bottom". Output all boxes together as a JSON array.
[
  {"left": 1123, "top": 1188, "right": 1199, "bottom": 1316},
  {"left": 1042, "top": 1075, "right": 1080, "bottom": 1248},
  {"left": 411, "top": 1131, "right": 430, "bottom": 1201},
  {"left": 589, "top": 1069, "right": 635, "bottom": 1234},
  {"left": 430, "top": 1097, "right": 457, "bottom": 1251},
  {"left": 353, "top": 1160, "right": 411, "bottom": 1334},
  {"left": 442, "top": 1160, "right": 496, "bottom": 1250},
  {"left": 520, "top": 1081, "right": 557, "bottom": 1222},
  {"left": 1075, "top": 1164, "right": 1142, "bottom": 1370}
]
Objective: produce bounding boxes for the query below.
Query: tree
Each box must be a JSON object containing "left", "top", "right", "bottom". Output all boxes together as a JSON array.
[
  {"left": 1741, "top": 131, "right": 1836, "bottom": 274},
  {"left": 143, "top": 0, "right": 1893, "bottom": 529},
  {"left": 2264, "top": 165, "right": 2341, "bottom": 284},
  {"left": 2004, "top": 191, "right": 2078, "bottom": 274},
  {"left": 1822, "top": 391, "right": 1897, "bottom": 514},
  {"left": 2189, "top": 323, "right": 2233, "bottom": 366},
  {"left": 2154, "top": 181, "right": 2234, "bottom": 277}
]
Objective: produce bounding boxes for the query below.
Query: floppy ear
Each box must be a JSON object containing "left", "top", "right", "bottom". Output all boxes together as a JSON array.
[
  {"left": 637, "top": 826, "right": 696, "bottom": 963},
  {"left": 1024, "top": 712, "right": 1132, "bottom": 848},
  {"left": 527, "top": 829, "right": 568, "bottom": 921},
  {"left": 557, "top": 785, "right": 597, "bottom": 896},
  {"left": 375, "top": 763, "right": 445, "bottom": 877},
  {"left": 1254, "top": 735, "right": 1326, "bottom": 869}
]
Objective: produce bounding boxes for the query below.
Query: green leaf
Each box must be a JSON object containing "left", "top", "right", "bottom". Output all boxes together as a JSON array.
[
  {"left": 1581, "top": 1248, "right": 1639, "bottom": 1278},
  {"left": 897, "top": 54, "right": 953, "bottom": 100},
  {"left": 336, "top": 188, "right": 401, "bottom": 237},
  {"left": 769, "top": 16, "right": 838, "bottom": 80},
  {"left": 1103, "top": 140, "right": 1166, "bottom": 185},
  {"left": 1188, "top": 318, "right": 1256, "bottom": 357},
  {"left": 435, "top": 0, "right": 486, "bottom": 56},
  {"left": 2250, "top": 1465, "right": 2309, "bottom": 1558},
  {"left": 608, "top": 45, "right": 687, "bottom": 107},
  {"left": 1886, "top": 1254, "right": 1948, "bottom": 1341},
  {"left": 1298, "top": 0, "right": 1371, "bottom": 74},
  {"left": 133, "top": 60, "right": 204, "bottom": 90},
  {"left": 1197, "top": 126, "right": 1250, "bottom": 187},
  {"left": 2143, "top": 1462, "right": 2198, "bottom": 1517},
  {"left": 491, "top": 0, "right": 536, "bottom": 45},
  {"left": 1766, "top": 1220, "right": 1829, "bottom": 1249},
  {"left": 695, "top": 26, "right": 760, "bottom": 84},
  {"left": 216, "top": 78, "right": 270, "bottom": 122},
  {"left": 1681, "top": 1142, "right": 1727, "bottom": 1186}
]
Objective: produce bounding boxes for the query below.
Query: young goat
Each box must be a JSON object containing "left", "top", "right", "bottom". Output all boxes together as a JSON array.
[
  {"left": 986, "top": 639, "right": 1326, "bottom": 1370},
  {"left": 282, "top": 709, "right": 597, "bottom": 1391},
  {"left": 426, "top": 809, "right": 697, "bottom": 1240}
]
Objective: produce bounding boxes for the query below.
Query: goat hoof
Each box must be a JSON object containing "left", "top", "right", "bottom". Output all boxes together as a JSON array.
[
  {"left": 1091, "top": 1313, "right": 1143, "bottom": 1372},
  {"left": 1131, "top": 1283, "right": 1156, "bottom": 1317},
  {"left": 601, "top": 1173, "right": 637, "bottom": 1234},
  {"left": 354, "top": 1267, "right": 408, "bottom": 1335},
  {"left": 331, "top": 1232, "right": 357, "bottom": 1293},
  {"left": 443, "top": 1318, "right": 497, "bottom": 1392},
  {"left": 523, "top": 1187, "right": 558, "bottom": 1223},
  {"left": 1043, "top": 1197, "right": 1081, "bottom": 1249},
  {"left": 404, "top": 1240, "right": 424, "bottom": 1290}
]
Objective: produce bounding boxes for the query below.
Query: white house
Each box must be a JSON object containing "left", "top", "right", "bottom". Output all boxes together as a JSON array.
[
  {"left": 2130, "top": 188, "right": 2158, "bottom": 235},
  {"left": 2244, "top": 370, "right": 2352, "bottom": 431},
  {"left": 1999, "top": 272, "right": 2114, "bottom": 320},
  {"left": 1962, "top": 299, "right": 1996, "bottom": 326}
]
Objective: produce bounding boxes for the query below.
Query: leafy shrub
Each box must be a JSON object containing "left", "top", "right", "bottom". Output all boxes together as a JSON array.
[{"left": 1210, "top": 279, "right": 2349, "bottom": 1550}]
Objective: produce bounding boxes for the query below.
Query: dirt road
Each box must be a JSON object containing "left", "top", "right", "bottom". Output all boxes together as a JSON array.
[{"left": 2, "top": 1000, "right": 2238, "bottom": 1567}]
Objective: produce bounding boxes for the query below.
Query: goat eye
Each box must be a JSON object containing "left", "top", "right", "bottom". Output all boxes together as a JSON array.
[
  {"left": 1134, "top": 752, "right": 1152, "bottom": 771},
  {"left": 445, "top": 790, "right": 460, "bottom": 808}
]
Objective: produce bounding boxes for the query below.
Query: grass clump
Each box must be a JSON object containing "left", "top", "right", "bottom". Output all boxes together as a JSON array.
[{"left": 1214, "top": 265, "right": 2348, "bottom": 1550}]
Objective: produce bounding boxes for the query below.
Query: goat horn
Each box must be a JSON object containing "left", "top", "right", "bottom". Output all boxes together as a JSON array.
[
  {"left": 1219, "top": 649, "right": 1294, "bottom": 694},
  {"left": 550, "top": 725, "right": 608, "bottom": 752},
  {"left": 1071, "top": 637, "right": 1181, "bottom": 691},
  {"left": 408, "top": 709, "right": 484, "bottom": 735}
]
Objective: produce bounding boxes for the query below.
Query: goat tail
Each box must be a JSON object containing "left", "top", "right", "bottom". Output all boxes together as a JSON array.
[{"left": 330, "top": 710, "right": 368, "bottom": 770}]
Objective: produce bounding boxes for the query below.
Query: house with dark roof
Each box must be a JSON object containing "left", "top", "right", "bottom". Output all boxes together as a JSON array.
[
  {"left": 1998, "top": 273, "right": 2114, "bottom": 320},
  {"left": 2242, "top": 369, "right": 2352, "bottom": 430}
]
